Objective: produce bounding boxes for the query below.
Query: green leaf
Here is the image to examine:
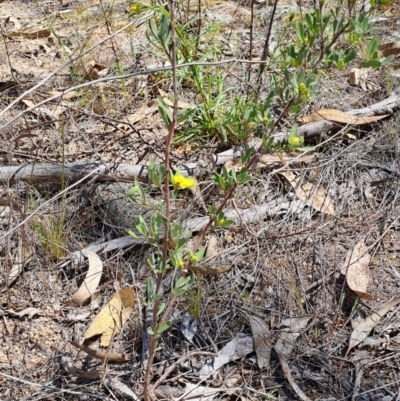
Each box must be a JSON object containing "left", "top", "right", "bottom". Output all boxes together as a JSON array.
[
  {"left": 173, "top": 276, "right": 193, "bottom": 295},
  {"left": 361, "top": 59, "right": 381, "bottom": 69},
  {"left": 344, "top": 49, "right": 357, "bottom": 64},
  {"left": 178, "top": 108, "right": 196, "bottom": 123},
  {"left": 156, "top": 321, "right": 171, "bottom": 336},
  {"left": 157, "top": 303, "right": 166, "bottom": 317},
  {"left": 290, "top": 104, "right": 302, "bottom": 114},
  {"left": 127, "top": 229, "right": 139, "bottom": 239},
  {"left": 289, "top": 124, "right": 299, "bottom": 138},
  {"left": 158, "top": 98, "right": 172, "bottom": 130},
  {"left": 296, "top": 22, "right": 305, "bottom": 42},
  {"left": 381, "top": 55, "right": 394, "bottom": 66},
  {"left": 297, "top": 146, "right": 315, "bottom": 152},
  {"left": 147, "top": 277, "right": 154, "bottom": 302},
  {"left": 367, "top": 35, "right": 379, "bottom": 58}
]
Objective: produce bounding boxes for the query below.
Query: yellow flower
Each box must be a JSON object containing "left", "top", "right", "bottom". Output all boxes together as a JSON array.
[
  {"left": 172, "top": 174, "right": 196, "bottom": 190},
  {"left": 178, "top": 260, "right": 185, "bottom": 268},
  {"left": 289, "top": 136, "right": 301, "bottom": 146},
  {"left": 298, "top": 83, "right": 307, "bottom": 93},
  {"left": 217, "top": 218, "right": 226, "bottom": 226},
  {"left": 190, "top": 255, "right": 198, "bottom": 263},
  {"left": 130, "top": 4, "right": 142, "bottom": 14}
]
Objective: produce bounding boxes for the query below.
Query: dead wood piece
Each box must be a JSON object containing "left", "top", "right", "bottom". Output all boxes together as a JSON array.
[
  {"left": 69, "top": 341, "right": 129, "bottom": 363},
  {"left": 0, "top": 88, "right": 399, "bottom": 187},
  {"left": 2, "top": 97, "right": 394, "bottom": 187}
]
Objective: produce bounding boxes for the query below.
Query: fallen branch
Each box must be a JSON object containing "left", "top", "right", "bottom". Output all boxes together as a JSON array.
[
  {"left": 1, "top": 88, "right": 398, "bottom": 185},
  {"left": 0, "top": 151, "right": 313, "bottom": 185}
]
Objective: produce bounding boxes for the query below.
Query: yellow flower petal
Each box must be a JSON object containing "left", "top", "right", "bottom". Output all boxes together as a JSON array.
[
  {"left": 172, "top": 174, "right": 196, "bottom": 190},
  {"left": 289, "top": 136, "right": 301, "bottom": 145}
]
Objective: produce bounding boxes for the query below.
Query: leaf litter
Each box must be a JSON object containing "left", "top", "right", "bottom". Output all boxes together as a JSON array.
[
  {"left": 339, "top": 238, "right": 375, "bottom": 300},
  {"left": 72, "top": 250, "right": 103, "bottom": 305},
  {"left": 2, "top": 0, "right": 400, "bottom": 400},
  {"left": 346, "top": 295, "right": 400, "bottom": 356},
  {"left": 85, "top": 287, "right": 135, "bottom": 347}
]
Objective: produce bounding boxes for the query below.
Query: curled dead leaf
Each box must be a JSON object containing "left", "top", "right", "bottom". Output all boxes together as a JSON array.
[
  {"left": 189, "top": 264, "right": 232, "bottom": 275},
  {"left": 158, "top": 88, "right": 195, "bottom": 109},
  {"left": 72, "top": 251, "right": 103, "bottom": 305},
  {"left": 379, "top": 41, "right": 400, "bottom": 57},
  {"left": 346, "top": 295, "right": 400, "bottom": 356},
  {"left": 280, "top": 170, "right": 335, "bottom": 215},
  {"left": 9, "top": 28, "right": 51, "bottom": 39},
  {"left": 340, "top": 240, "right": 374, "bottom": 300},
  {"left": 85, "top": 287, "right": 135, "bottom": 347},
  {"left": 299, "top": 109, "right": 388, "bottom": 125},
  {"left": 249, "top": 316, "right": 273, "bottom": 369}
]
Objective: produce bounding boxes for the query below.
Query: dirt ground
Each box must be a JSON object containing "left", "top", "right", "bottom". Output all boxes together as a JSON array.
[{"left": 1, "top": 0, "right": 400, "bottom": 400}]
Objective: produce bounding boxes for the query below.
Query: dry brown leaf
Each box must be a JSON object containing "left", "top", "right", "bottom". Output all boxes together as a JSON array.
[
  {"left": 379, "top": 41, "right": 400, "bottom": 57},
  {"left": 85, "top": 287, "right": 135, "bottom": 347},
  {"left": 346, "top": 295, "right": 400, "bottom": 356},
  {"left": 274, "top": 316, "right": 312, "bottom": 401},
  {"left": 7, "top": 239, "right": 33, "bottom": 288},
  {"left": 71, "top": 251, "right": 103, "bottom": 305},
  {"left": 299, "top": 109, "right": 388, "bottom": 125},
  {"left": 205, "top": 236, "right": 219, "bottom": 260},
  {"left": 48, "top": 90, "right": 80, "bottom": 100},
  {"left": 249, "top": 316, "right": 273, "bottom": 369},
  {"left": 9, "top": 28, "right": 51, "bottom": 39},
  {"left": 22, "top": 99, "right": 68, "bottom": 120},
  {"left": 280, "top": 171, "right": 335, "bottom": 215},
  {"left": 70, "top": 341, "right": 129, "bottom": 362},
  {"left": 122, "top": 100, "right": 158, "bottom": 125},
  {"left": 340, "top": 240, "right": 374, "bottom": 300},
  {"left": 189, "top": 264, "right": 232, "bottom": 275},
  {"left": 158, "top": 88, "right": 196, "bottom": 109}
]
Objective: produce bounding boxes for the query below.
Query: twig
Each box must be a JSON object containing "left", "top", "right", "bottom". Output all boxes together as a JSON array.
[
  {"left": 143, "top": 1, "right": 179, "bottom": 399},
  {"left": 153, "top": 351, "right": 215, "bottom": 389},
  {"left": 69, "top": 341, "right": 129, "bottom": 363},
  {"left": 0, "top": 372, "right": 112, "bottom": 400},
  {"left": 256, "top": 0, "right": 278, "bottom": 86}
]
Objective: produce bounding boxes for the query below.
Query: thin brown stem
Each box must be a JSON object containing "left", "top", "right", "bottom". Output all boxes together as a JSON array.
[{"left": 143, "top": 1, "right": 179, "bottom": 400}]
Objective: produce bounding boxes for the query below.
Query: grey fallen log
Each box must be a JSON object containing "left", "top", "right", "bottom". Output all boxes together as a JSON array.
[{"left": 1, "top": 88, "right": 398, "bottom": 185}]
